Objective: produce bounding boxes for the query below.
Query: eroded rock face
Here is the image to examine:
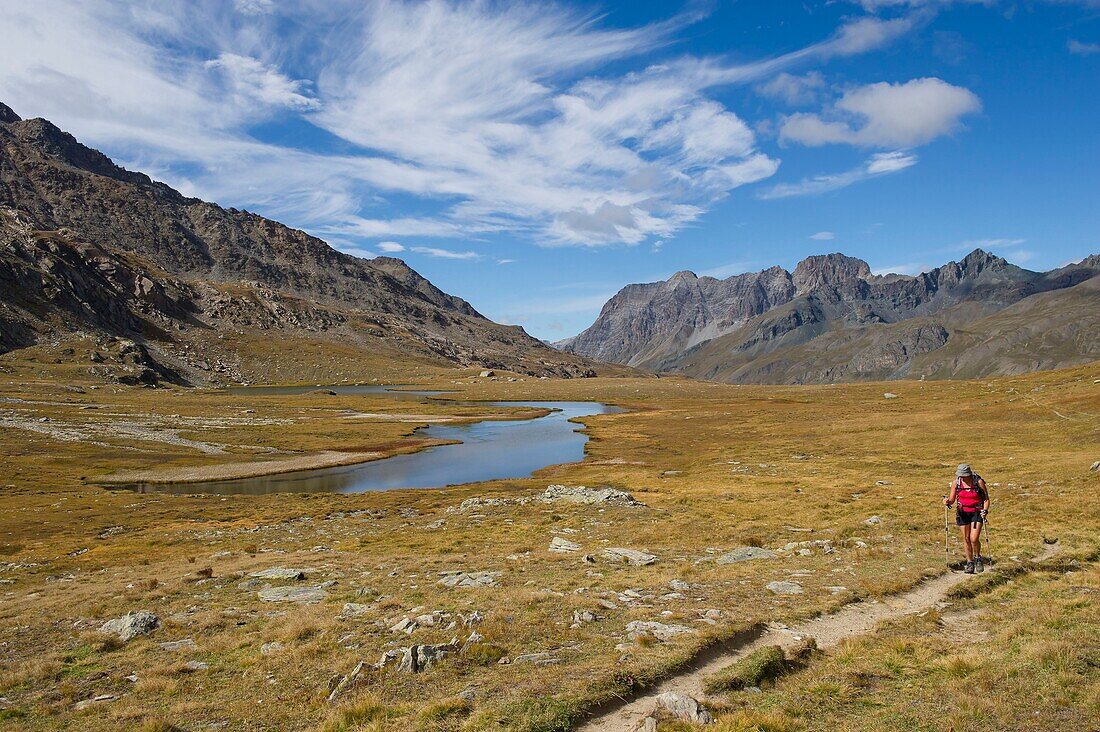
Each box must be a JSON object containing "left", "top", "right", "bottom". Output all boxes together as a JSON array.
[
  {"left": 0, "top": 105, "right": 605, "bottom": 380},
  {"left": 561, "top": 246, "right": 1100, "bottom": 383}
]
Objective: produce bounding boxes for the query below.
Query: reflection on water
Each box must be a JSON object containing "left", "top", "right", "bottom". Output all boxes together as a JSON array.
[{"left": 120, "top": 401, "right": 618, "bottom": 495}]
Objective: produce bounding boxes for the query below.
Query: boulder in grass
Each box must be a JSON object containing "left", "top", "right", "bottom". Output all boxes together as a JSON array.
[
  {"left": 249, "top": 567, "right": 306, "bottom": 581},
  {"left": 258, "top": 586, "right": 327, "bottom": 603},
  {"left": 654, "top": 692, "right": 713, "bottom": 724},
  {"left": 603, "top": 547, "right": 657, "bottom": 566},
  {"left": 766, "top": 581, "right": 804, "bottom": 595},
  {"left": 549, "top": 536, "right": 581, "bottom": 553},
  {"left": 99, "top": 610, "right": 160, "bottom": 642},
  {"left": 437, "top": 571, "right": 501, "bottom": 589},
  {"left": 716, "top": 546, "right": 777, "bottom": 564},
  {"left": 625, "top": 620, "right": 694, "bottom": 642}
]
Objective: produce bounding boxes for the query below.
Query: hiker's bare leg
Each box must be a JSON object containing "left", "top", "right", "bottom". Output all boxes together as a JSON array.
[
  {"left": 959, "top": 525, "right": 973, "bottom": 561},
  {"left": 970, "top": 522, "right": 983, "bottom": 559}
]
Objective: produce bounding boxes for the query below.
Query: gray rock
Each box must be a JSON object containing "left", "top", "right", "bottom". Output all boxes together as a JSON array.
[
  {"left": 437, "top": 571, "right": 501, "bottom": 588},
  {"left": 716, "top": 546, "right": 778, "bottom": 564},
  {"left": 99, "top": 610, "right": 160, "bottom": 642},
  {"left": 158, "top": 638, "right": 197, "bottom": 652},
  {"left": 182, "top": 660, "right": 208, "bottom": 672},
  {"left": 625, "top": 621, "right": 694, "bottom": 642},
  {"left": 260, "top": 641, "right": 285, "bottom": 655},
  {"left": 258, "top": 586, "right": 327, "bottom": 603},
  {"left": 249, "top": 567, "right": 306, "bottom": 581},
  {"left": 397, "top": 643, "right": 456, "bottom": 673},
  {"left": 864, "top": 515, "right": 882, "bottom": 525},
  {"left": 342, "top": 602, "right": 372, "bottom": 617},
  {"left": 1090, "top": 460, "right": 1100, "bottom": 472},
  {"left": 479, "top": 370, "right": 495, "bottom": 377},
  {"left": 883, "top": 392, "right": 899, "bottom": 399},
  {"left": 74, "top": 694, "right": 118, "bottom": 711},
  {"left": 549, "top": 536, "right": 582, "bottom": 553},
  {"left": 602, "top": 548, "right": 658, "bottom": 566},
  {"left": 766, "top": 581, "right": 804, "bottom": 595},
  {"left": 655, "top": 691, "right": 713, "bottom": 724},
  {"left": 512, "top": 651, "right": 560, "bottom": 666},
  {"left": 541, "top": 485, "right": 644, "bottom": 507}
]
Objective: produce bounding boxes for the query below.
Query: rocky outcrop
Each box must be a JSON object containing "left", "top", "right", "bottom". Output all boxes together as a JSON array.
[
  {"left": 0, "top": 103, "right": 606, "bottom": 382},
  {"left": 562, "top": 248, "right": 1100, "bottom": 383}
]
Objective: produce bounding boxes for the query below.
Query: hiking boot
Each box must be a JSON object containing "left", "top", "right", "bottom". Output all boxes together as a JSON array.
[
  {"left": 974, "top": 558, "right": 984, "bottom": 573},
  {"left": 964, "top": 561, "right": 975, "bottom": 574}
]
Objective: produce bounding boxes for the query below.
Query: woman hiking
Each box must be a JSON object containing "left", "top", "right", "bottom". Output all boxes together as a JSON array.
[{"left": 943, "top": 463, "right": 990, "bottom": 573}]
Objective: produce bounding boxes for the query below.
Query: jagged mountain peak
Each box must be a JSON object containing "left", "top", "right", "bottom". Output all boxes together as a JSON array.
[
  {"left": 792, "top": 253, "right": 871, "bottom": 293},
  {"left": 0, "top": 102, "right": 20, "bottom": 124},
  {"left": 561, "top": 246, "right": 1100, "bottom": 381}
]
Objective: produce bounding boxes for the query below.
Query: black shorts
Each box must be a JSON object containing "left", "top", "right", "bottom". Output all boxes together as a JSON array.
[{"left": 956, "top": 508, "right": 984, "bottom": 526}]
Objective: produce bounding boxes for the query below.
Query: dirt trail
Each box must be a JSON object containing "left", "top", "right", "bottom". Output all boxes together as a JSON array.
[{"left": 578, "top": 543, "right": 1060, "bottom": 732}]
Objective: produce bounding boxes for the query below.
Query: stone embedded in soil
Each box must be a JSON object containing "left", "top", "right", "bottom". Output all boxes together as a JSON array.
[
  {"left": 158, "top": 638, "right": 197, "bottom": 652},
  {"left": 864, "top": 515, "right": 882, "bottom": 525},
  {"left": 549, "top": 536, "right": 582, "bottom": 553},
  {"left": 1090, "top": 460, "right": 1099, "bottom": 472},
  {"left": 437, "top": 571, "right": 501, "bottom": 588},
  {"left": 249, "top": 567, "right": 306, "bottom": 580},
  {"left": 716, "top": 546, "right": 778, "bottom": 564},
  {"left": 74, "top": 694, "right": 118, "bottom": 711},
  {"left": 541, "top": 485, "right": 645, "bottom": 507},
  {"left": 260, "top": 642, "right": 285, "bottom": 655},
  {"left": 603, "top": 547, "right": 658, "bottom": 566},
  {"left": 625, "top": 620, "right": 694, "bottom": 642},
  {"left": 655, "top": 691, "right": 713, "bottom": 724},
  {"left": 512, "top": 651, "right": 561, "bottom": 666},
  {"left": 766, "top": 581, "right": 804, "bottom": 595},
  {"left": 258, "top": 586, "right": 327, "bottom": 603},
  {"left": 342, "top": 602, "right": 372, "bottom": 617},
  {"left": 99, "top": 610, "right": 160, "bottom": 642}
]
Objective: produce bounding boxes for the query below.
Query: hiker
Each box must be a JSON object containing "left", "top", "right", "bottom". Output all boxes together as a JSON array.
[{"left": 943, "top": 463, "right": 990, "bottom": 573}]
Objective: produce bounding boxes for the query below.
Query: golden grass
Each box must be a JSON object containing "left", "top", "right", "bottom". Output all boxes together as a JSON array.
[{"left": 0, "top": 349, "right": 1096, "bottom": 730}]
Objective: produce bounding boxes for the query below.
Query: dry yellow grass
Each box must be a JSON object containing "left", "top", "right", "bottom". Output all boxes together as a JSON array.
[{"left": 0, "top": 346, "right": 1096, "bottom": 731}]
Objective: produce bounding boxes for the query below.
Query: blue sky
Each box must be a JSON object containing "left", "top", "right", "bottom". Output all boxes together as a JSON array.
[{"left": 1, "top": 0, "right": 1098, "bottom": 340}]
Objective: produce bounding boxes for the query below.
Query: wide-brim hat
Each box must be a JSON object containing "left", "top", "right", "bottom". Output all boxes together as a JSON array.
[{"left": 955, "top": 463, "right": 973, "bottom": 477}]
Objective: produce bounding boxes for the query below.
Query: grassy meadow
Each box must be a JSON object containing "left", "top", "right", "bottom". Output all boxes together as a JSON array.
[{"left": 0, "top": 342, "right": 1097, "bottom": 731}]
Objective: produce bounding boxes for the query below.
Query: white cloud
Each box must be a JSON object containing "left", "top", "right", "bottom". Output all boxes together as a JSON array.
[
  {"left": 376, "top": 241, "right": 405, "bottom": 253},
  {"left": 963, "top": 238, "right": 1026, "bottom": 249},
  {"left": 410, "top": 246, "right": 480, "bottom": 260},
  {"left": 780, "top": 78, "right": 981, "bottom": 148},
  {"left": 760, "top": 151, "right": 917, "bottom": 199},
  {"left": 205, "top": 53, "right": 318, "bottom": 111},
  {"left": 810, "top": 231, "right": 835, "bottom": 240},
  {"left": 497, "top": 258, "right": 517, "bottom": 265},
  {"left": 1068, "top": 39, "right": 1100, "bottom": 56},
  {"left": 235, "top": 0, "right": 275, "bottom": 15},
  {"left": 757, "top": 72, "right": 826, "bottom": 106},
  {"left": 0, "top": 2, "right": 921, "bottom": 249}
]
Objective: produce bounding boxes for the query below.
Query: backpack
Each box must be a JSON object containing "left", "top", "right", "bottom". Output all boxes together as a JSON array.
[{"left": 955, "top": 474, "right": 985, "bottom": 510}]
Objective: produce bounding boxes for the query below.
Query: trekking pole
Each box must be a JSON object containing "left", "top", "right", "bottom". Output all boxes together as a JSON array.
[
  {"left": 943, "top": 496, "right": 950, "bottom": 569},
  {"left": 984, "top": 515, "right": 992, "bottom": 567}
]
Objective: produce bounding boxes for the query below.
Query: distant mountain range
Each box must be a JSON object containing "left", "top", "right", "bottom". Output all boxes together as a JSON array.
[
  {"left": 558, "top": 249, "right": 1100, "bottom": 383},
  {"left": 0, "top": 102, "right": 602, "bottom": 384}
]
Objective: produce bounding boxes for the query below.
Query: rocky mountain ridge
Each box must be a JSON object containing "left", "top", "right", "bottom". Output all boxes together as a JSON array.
[
  {"left": 561, "top": 249, "right": 1100, "bottom": 383},
  {"left": 0, "top": 102, "right": 602, "bottom": 384}
]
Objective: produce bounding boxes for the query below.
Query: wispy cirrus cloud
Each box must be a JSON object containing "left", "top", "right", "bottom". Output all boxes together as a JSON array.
[
  {"left": 410, "top": 246, "right": 480, "bottom": 260},
  {"left": 810, "top": 231, "right": 835, "bottom": 240},
  {"left": 0, "top": 1, "right": 922, "bottom": 251},
  {"left": 759, "top": 151, "right": 918, "bottom": 199}
]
